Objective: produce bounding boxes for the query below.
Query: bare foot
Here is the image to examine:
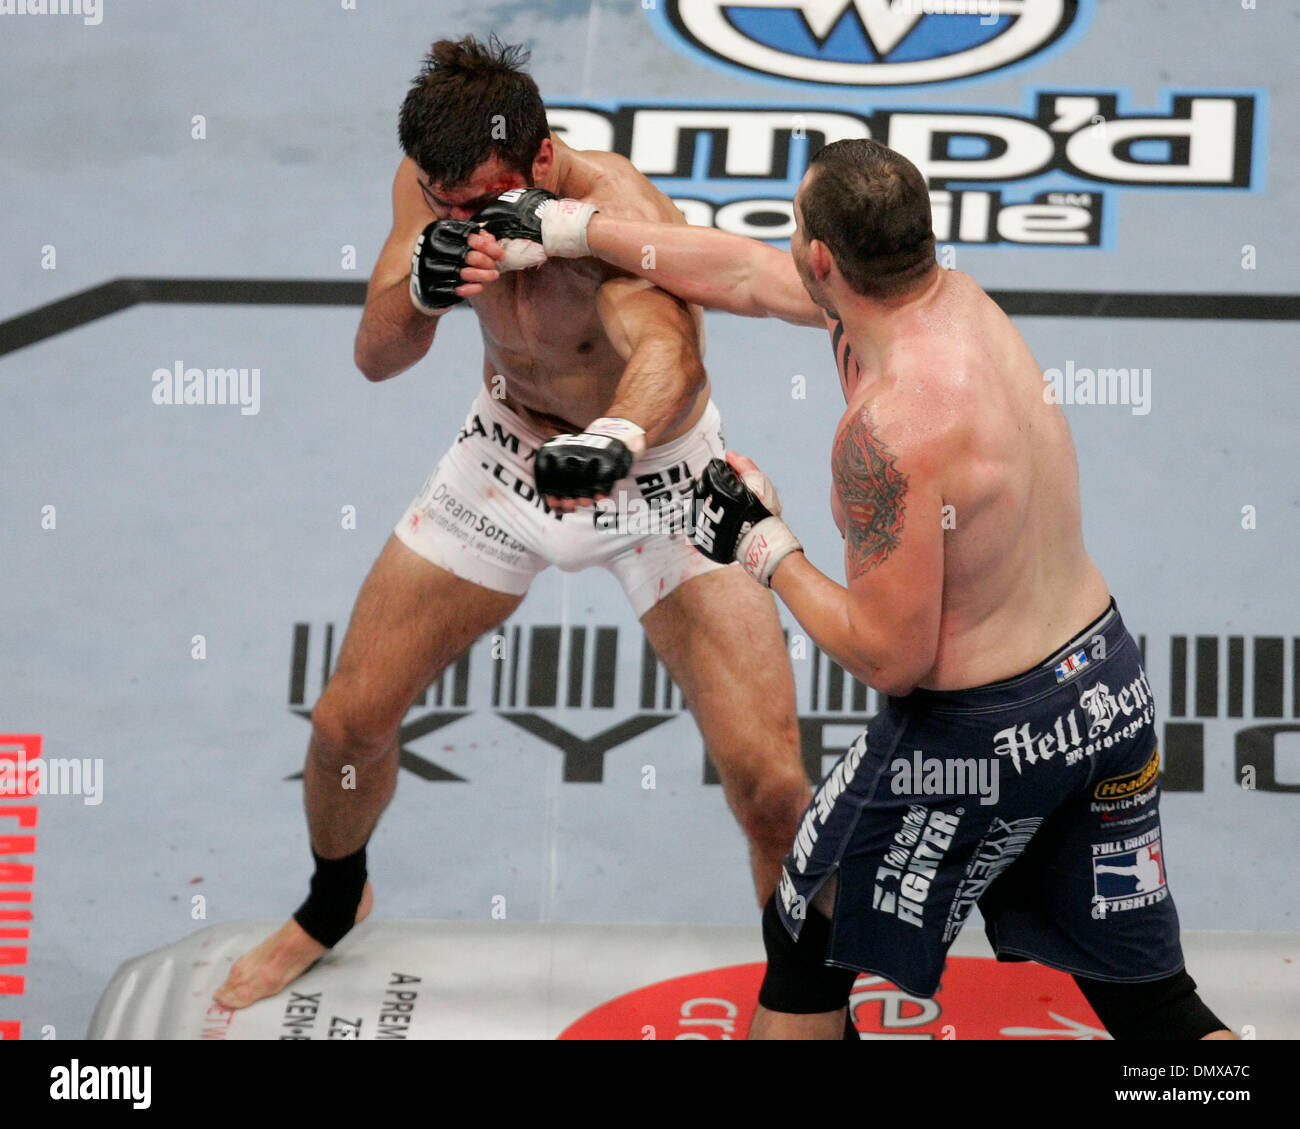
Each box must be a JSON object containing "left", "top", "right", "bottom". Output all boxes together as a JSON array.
[{"left": 213, "top": 880, "right": 373, "bottom": 1010}]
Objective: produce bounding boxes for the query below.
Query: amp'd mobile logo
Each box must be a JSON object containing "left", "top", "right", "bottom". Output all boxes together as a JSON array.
[
  {"left": 549, "top": 92, "right": 1261, "bottom": 250},
  {"left": 660, "top": 0, "right": 1085, "bottom": 87}
]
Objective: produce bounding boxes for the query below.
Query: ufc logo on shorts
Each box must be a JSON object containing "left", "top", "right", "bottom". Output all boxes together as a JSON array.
[{"left": 695, "top": 498, "right": 725, "bottom": 553}]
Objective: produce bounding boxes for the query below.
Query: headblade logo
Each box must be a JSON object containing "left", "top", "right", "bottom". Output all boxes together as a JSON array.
[
  {"left": 1093, "top": 747, "right": 1160, "bottom": 800},
  {"left": 666, "top": 0, "right": 1081, "bottom": 86}
]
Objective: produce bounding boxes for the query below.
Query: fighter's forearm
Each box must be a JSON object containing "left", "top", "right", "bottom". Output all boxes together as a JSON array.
[
  {"left": 606, "top": 331, "right": 707, "bottom": 447},
  {"left": 770, "top": 553, "right": 909, "bottom": 696},
  {"left": 586, "top": 215, "right": 766, "bottom": 318},
  {"left": 353, "top": 277, "right": 441, "bottom": 382}
]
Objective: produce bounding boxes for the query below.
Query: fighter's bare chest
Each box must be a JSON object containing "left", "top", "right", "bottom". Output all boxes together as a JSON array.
[{"left": 470, "top": 261, "right": 610, "bottom": 358}]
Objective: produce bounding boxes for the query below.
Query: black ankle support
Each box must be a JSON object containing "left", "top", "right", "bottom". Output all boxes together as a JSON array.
[
  {"left": 757, "top": 894, "right": 860, "bottom": 1015},
  {"left": 293, "top": 844, "right": 368, "bottom": 948},
  {"left": 1073, "top": 970, "right": 1227, "bottom": 1040}
]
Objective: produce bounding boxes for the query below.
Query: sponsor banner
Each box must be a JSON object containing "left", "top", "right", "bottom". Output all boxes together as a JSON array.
[
  {"left": 652, "top": 0, "right": 1092, "bottom": 89},
  {"left": 282, "top": 626, "right": 1299, "bottom": 796},
  {"left": 87, "top": 921, "right": 1109, "bottom": 1040},
  {"left": 0, "top": 735, "right": 40, "bottom": 1040},
  {"left": 543, "top": 1, "right": 1265, "bottom": 250},
  {"left": 560, "top": 956, "right": 1108, "bottom": 1040},
  {"left": 550, "top": 92, "right": 1261, "bottom": 250}
]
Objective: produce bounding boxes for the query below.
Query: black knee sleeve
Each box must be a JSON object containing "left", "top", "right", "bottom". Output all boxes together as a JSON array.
[
  {"left": 1074, "top": 969, "right": 1227, "bottom": 1040},
  {"left": 758, "top": 894, "right": 859, "bottom": 1015},
  {"left": 293, "top": 844, "right": 368, "bottom": 948}
]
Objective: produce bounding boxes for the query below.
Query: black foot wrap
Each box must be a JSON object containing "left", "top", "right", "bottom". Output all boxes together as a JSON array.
[
  {"left": 1074, "top": 969, "right": 1228, "bottom": 1040},
  {"left": 757, "top": 893, "right": 859, "bottom": 1015},
  {"left": 293, "top": 844, "right": 368, "bottom": 948}
]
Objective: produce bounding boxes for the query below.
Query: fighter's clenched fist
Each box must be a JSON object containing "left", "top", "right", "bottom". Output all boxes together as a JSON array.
[
  {"left": 692, "top": 454, "right": 803, "bottom": 586},
  {"left": 472, "top": 187, "right": 598, "bottom": 269},
  {"left": 409, "top": 218, "right": 479, "bottom": 314},
  {"left": 534, "top": 416, "right": 646, "bottom": 506}
]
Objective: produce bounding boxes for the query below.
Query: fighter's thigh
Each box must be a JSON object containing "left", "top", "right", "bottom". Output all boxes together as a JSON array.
[
  {"left": 323, "top": 535, "right": 524, "bottom": 731},
  {"left": 641, "top": 566, "right": 802, "bottom": 777}
]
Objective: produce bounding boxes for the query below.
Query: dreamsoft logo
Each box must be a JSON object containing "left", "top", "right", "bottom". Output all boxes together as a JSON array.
[{"left": 660, "top": 0, "right": 1084, "bottom": 87}]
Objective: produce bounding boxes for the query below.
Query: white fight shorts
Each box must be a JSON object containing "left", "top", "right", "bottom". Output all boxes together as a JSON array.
[{"left": 394, "top": 388, "right": 729, "bottom": 617}]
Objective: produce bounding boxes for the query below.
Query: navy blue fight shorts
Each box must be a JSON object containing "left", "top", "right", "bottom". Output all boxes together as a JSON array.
[{"left": 774, "top": 600, "right": 1185, "bottom": 998}]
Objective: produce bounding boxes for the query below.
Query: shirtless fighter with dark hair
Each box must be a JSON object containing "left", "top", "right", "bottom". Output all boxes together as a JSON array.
[
  {"left": 464, "top": 137, "right": 1234, "bottom": 1040},
  {"left": 213, "top": 34, "right": 809, "bottom": 1010}
]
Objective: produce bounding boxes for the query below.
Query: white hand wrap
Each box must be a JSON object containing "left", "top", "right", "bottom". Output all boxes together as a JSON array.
[
  {"left": 586, "top": 416, "right": 647, "bottom": 459},
  {"left": 735, "top": 516, "right": 802, "bottom": 586},
  {"left": 496, "top": 238, "right": 549, "bottom": 272},
  {"left": 539, "top": 198, "right": 599, "bottom": 258}
]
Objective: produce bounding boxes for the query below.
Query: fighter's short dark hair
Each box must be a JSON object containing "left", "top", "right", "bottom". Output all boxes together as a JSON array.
[
  {"left": 398, "top": 33, "right": 549, "bottom": 187},
  {"left": 800, "top": 139, "right": 936, "bottom": 298}
]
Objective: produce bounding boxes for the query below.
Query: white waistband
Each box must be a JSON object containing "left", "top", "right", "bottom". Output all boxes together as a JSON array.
[{"left": 467, "top": 387, "right": 721, "bottom": 467}]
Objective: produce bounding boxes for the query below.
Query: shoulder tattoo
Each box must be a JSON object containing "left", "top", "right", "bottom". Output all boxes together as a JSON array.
[{"left": 832, "top": 407, "right": 908, "bottom": 578}]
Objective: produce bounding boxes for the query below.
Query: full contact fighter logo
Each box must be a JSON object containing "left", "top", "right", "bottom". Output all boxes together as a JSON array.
[{"left": 662, "top": 0, "right": 1083, "bottom": 87}]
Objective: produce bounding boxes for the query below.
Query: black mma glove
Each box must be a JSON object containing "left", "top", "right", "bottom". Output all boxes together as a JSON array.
[
  {"left": 409, "top": 218, "right": 479, "bottom": 315},
  {"left": 473, "top": 188, "right": 599, "bottom": 270},
  {"left": 534, "top": 417, "right": 646, "bottom": 501},
  {"left": 692, "top": 457, "right": 802, "bottom": 586}
]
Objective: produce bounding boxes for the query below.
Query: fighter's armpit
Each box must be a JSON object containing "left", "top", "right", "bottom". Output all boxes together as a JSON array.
[{"left": 832, "top": 408, "right": 908, "bottom": 579}]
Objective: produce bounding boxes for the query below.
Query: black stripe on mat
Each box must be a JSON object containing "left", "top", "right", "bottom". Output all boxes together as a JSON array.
[{"left": 1, "top": 279, "right": 1296, "bottom": 357}]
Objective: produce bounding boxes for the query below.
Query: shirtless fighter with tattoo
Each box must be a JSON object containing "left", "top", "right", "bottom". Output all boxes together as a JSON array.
[
  {"left": 464, "top": 138, "right": 1234, "bottom": 1041},
  {"left": 213, "top": 35, "right": 809, "bottom": 1011}
]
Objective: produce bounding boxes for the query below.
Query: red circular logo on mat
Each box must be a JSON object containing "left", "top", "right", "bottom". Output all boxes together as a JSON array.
[{"left": 559, "top": 957, "right": 1108, "bottom": 1040}]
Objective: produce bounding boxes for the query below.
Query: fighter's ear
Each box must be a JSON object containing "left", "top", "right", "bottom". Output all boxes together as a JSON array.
[
  {"left": 531, "top": 136, "right": 554, "bottom": 183},
  {"left": 808, "top": 238, "right": 834, "bottom": 282}
]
